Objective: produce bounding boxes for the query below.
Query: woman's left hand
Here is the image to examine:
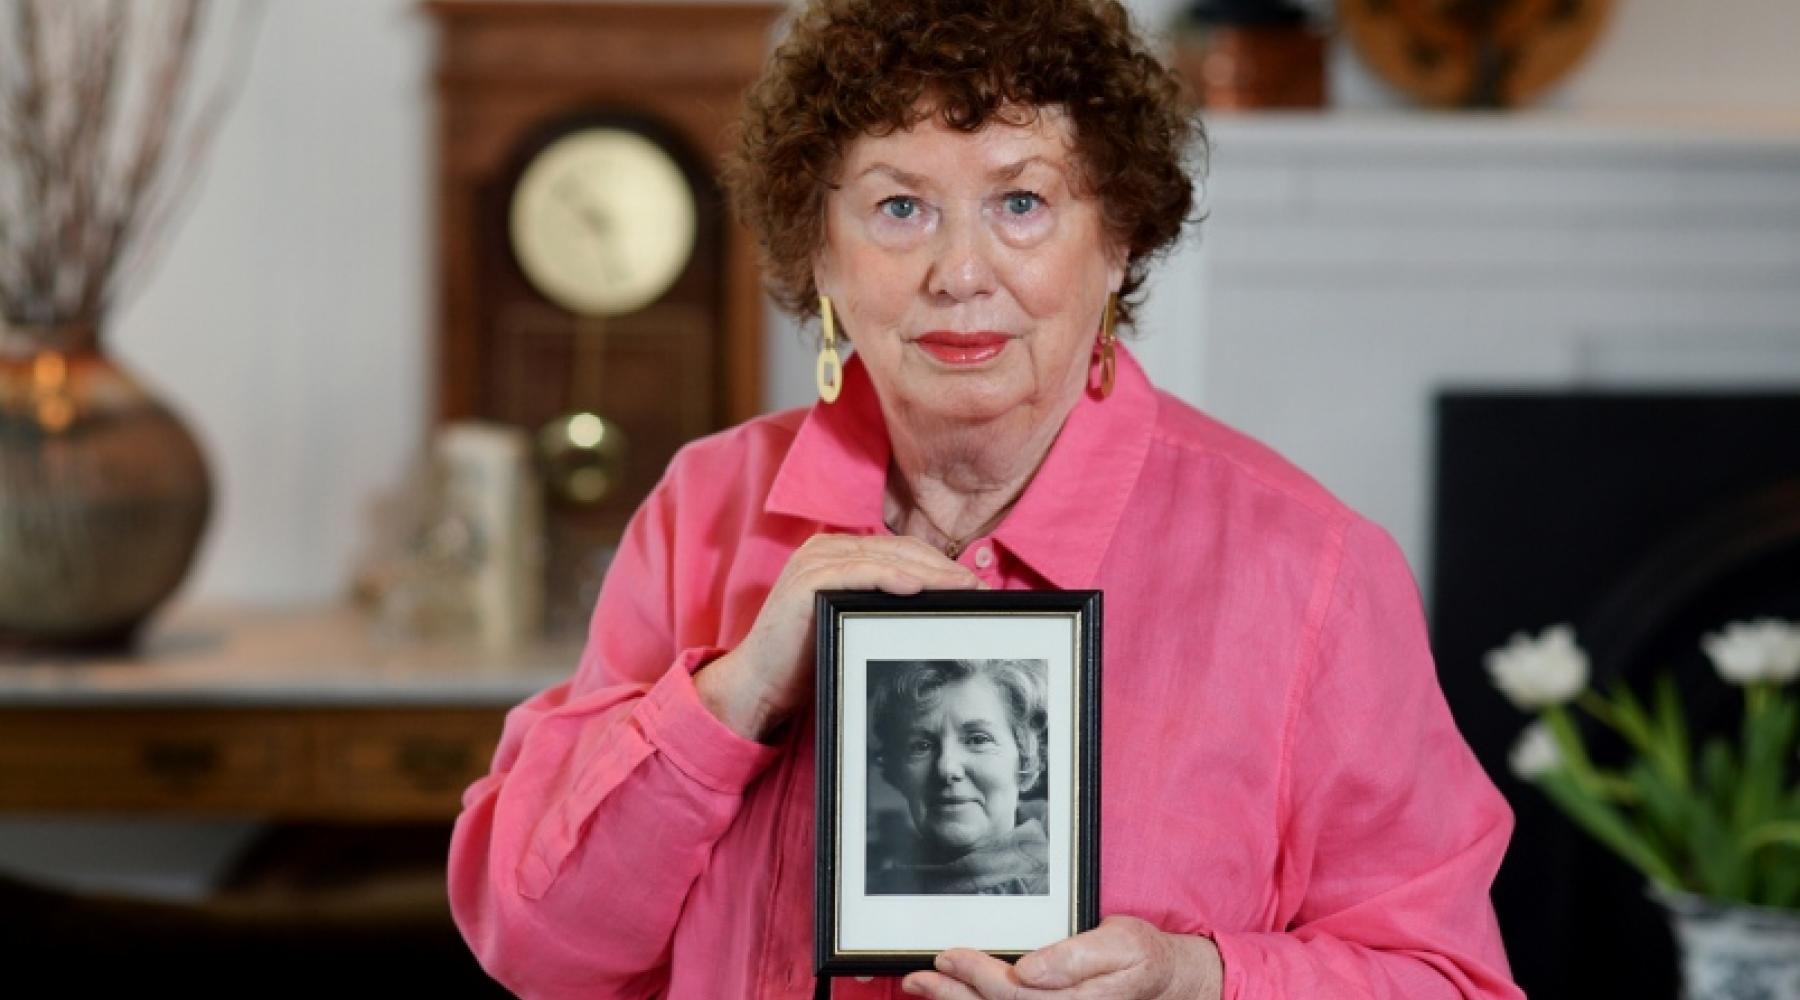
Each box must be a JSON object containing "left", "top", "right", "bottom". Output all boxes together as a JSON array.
[{"left": 901, "top": 916, "right": 1223, "bottom": 1000}]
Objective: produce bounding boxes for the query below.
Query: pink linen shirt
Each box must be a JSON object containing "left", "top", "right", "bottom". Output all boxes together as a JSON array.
[{"left": 448, "top": 344, "right": 1523, "bottom": 1000}]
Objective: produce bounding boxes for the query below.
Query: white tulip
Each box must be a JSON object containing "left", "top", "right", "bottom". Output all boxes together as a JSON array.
[
  {"left": 1508, "top": 721, "right": 1562, "bottom": 780},
  {"left": 1701, "top": 618, "right": 1800, "bottom": 686},
  {"left": 1485, "top": 623, "right": 1590, "bottom": 711}
]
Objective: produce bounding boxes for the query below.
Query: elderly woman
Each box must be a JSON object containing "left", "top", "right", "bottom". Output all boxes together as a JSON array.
[
  {"left": 867, "top": 659, "right": 1051, "bottom": 896},
  {"left": 449, "top": 1, "right": 1524, "bottom": 998}
]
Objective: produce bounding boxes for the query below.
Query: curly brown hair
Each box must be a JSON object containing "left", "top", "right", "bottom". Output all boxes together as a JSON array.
[{"left": 721, "top": 0, "right": 1203, "bottom": 331}]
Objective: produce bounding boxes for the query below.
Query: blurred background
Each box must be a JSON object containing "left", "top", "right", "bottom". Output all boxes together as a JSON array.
[{"left": 0, "top": 0, "right": 1796, "bottom": 994}]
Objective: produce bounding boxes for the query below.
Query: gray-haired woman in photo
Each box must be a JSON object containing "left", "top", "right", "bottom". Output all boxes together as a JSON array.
[{"left": 867, "top": 659, "right": 1050, "bottom": 895}]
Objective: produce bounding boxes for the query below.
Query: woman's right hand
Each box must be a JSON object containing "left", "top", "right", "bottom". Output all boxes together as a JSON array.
[{"left": 695, "top": 533, "right": 985, "bottom": 742}]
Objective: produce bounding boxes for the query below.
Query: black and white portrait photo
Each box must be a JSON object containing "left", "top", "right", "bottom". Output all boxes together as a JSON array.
[
  {"left": 865, "top": 659, "right": 1050, "bottom": 896},
  {"left": 814, "top": 590, "right": 1100, "bottom": 973}
]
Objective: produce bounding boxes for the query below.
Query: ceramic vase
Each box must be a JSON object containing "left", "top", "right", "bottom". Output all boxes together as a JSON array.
[
  {"left": 1653, "top": 886, "right": 1800, "bottom": 1000},
  {"left": 0, "top": 324, "right": 211, "bottom": 651}
]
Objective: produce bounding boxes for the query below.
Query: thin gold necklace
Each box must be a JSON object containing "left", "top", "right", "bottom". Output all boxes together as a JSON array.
[
  {"left": 886, "top": 504, "right": 1011, "bottom": 559},
  {"left": 884, "top": 470, "right": 1019, "bottom": 559}
]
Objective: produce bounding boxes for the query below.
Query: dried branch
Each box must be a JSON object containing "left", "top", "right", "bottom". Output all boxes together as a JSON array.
[
  {"left": 60, "top": 3, "right": 127, "bottom": 320},
  {"left": 12, "top": 1, "right": 56, "bottom": 321},
  {"left": 104, "top": 0, "right": 263, "bottom": 319},
  {"left": 0, "top": 0, "right": 263, "bottom": 331}
]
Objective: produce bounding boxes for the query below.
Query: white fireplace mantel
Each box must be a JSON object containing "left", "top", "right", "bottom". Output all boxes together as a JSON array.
[{"left": 1120, "top": 111, "right": 1800, "bottom": 603}]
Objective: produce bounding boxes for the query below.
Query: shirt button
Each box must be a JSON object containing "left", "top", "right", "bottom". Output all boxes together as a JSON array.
[{"left": 973, "top": 545, "right": 994, "bottom": 569}]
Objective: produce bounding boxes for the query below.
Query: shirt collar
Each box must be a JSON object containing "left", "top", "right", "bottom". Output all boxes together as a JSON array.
[
  {"left": 992, "top": 344, "right": 1156, "bottom": 588},
  {"left": 764, "top": 344, "right": 1158, "bottom": 589},
  {"left": 764, "top": 352, "right": 893, "bottom": 532}
]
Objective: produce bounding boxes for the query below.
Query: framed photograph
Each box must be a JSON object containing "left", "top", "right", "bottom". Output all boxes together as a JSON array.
[{"left": 813, "top": 589, "right": 1102, "bottom": 976}]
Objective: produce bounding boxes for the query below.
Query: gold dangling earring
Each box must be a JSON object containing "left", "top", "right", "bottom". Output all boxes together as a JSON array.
[
  {"left": 816, "top": 294, "right": 843, "bottom": 404},
  {"left": 1096, "top": 293, "right": 1117, "bottom": 399}
]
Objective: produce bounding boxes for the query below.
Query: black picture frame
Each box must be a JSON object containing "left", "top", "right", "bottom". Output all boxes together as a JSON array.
[{"left": 814, "top": 589, "right": 1103, "bottom": 976}]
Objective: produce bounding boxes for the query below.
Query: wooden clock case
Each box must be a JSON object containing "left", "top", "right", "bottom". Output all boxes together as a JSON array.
[{"left": 426, "top": 2, "right": 786, "bottom": 626}]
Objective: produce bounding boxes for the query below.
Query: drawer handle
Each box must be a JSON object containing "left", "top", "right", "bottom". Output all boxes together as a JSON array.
[
  {"left": 395, "top": 738, "right": 474, "bottom": 792},
  {"left": 140, "top": 739, "right": 222, "bottom": 790}
]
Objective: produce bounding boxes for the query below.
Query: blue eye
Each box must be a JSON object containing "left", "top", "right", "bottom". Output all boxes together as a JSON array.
[
  {"left": 880, "top": 196, "right": 920, "bottom": 220},
  {"left": 1002, "top": 191, "right": 1042, "bottom": 216}
]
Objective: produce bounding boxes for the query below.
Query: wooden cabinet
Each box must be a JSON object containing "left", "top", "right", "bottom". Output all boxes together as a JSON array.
[
  {"left": 0, "top": 710, "right": 305, "bottom": 814},
  {"left": 0, "top": 606, "right": 572, "bottom": 821},
  {"left": 312, "top": 709, "right": 504, "bottom": 819},
  {"left": 0, "top": 708, "right": 500, "bottom": 820}
]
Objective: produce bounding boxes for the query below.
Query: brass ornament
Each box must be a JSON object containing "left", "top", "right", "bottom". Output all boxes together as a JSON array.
[{"left": 538, "top": 411, "right": 629, "bottom": 507}]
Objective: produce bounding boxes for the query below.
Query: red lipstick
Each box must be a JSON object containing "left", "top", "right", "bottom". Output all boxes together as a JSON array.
[{"left": 914, "top": 330, "right": 1010, "bottom": 366}]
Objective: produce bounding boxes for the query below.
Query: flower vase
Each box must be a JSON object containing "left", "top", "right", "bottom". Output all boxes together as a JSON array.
[
  {"left": 0, "top": 324, "right": 212, "bottom": 651},
  {"left": 1652, "top": 886, "right": 1800, "bottom": 1000}
]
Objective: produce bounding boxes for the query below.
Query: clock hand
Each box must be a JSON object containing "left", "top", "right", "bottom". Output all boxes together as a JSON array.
[
  {"left": 556, "top": 179, "right": 617, "bottom": 238},
  {"left": 577, "top": 204, "right": 634, "bottom": 286},
  {"left": 574, "top": 202, "right": 613, "bottom": 239},
  {"left": 552, "top": 180, "right": 639, "bottom": 287}
]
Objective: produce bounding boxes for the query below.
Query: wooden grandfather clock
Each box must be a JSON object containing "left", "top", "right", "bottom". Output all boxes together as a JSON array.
[{"left": 426, "top": 2, "right": 783, "bottom": 633}]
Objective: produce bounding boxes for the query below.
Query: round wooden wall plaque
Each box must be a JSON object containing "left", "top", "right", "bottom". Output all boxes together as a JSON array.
[{"left": 1339, "top": 0, "right": 1615, "bottom": 108}]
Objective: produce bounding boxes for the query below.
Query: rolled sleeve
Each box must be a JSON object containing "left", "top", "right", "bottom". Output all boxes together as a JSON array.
[
  {"left": 513, "top": 648, "right": 783, "bottom": 900},
  {"left": 636, "top": 646, "right": 785, "bottom": 794}
]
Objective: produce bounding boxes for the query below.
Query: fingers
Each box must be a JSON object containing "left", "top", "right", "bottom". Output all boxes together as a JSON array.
[
  {"left": 901, "top": 970, "right": 985, "bottom": 1000},
  {"left": 1014, "top": 917, "right": 1146, "bottom": 990},
  {"left": 791, "top": 535, "right": 984, "bottom": 594},
  {"left": 901, "top": 922, "right": 1174, "bottom": 999},
  {"left": 797, "top": 553, "right": 970, "bottom": 594},
  {"left": 803, "top": 558, "right": 948, "bottom": 596},
  {"left": 866, "top": 531, "right": 961, "bottom": 565},
  {"left": 799, "top": 533, "right": 965, "bottom": 575},
  {"left": 868, "top": 535, "right": 984, "bottom": 588},
  {"left": 940, "top": 950, "right": 1039, "bottom": 999},
  {"left": 905, "top": 949, "right": 1034, "bottom": 1000},
  {"left": 809, "top": 533, "right": 979, "bottom": 580}
]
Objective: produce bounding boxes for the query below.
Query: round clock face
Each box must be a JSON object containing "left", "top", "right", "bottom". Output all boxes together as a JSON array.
[{"left": 509, "top": 128, "right": 698, "bottom": 317}]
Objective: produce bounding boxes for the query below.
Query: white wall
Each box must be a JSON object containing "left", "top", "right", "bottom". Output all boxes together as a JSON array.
[
  {"left": 107, "top": 0, "right": 1800, "bottom": 608},
  {"left": 1545, "top": 0, "right": 1800, "bottom": 112},
  {"left": 111, "top": 0, "right": 433, "bottom": 607}
]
